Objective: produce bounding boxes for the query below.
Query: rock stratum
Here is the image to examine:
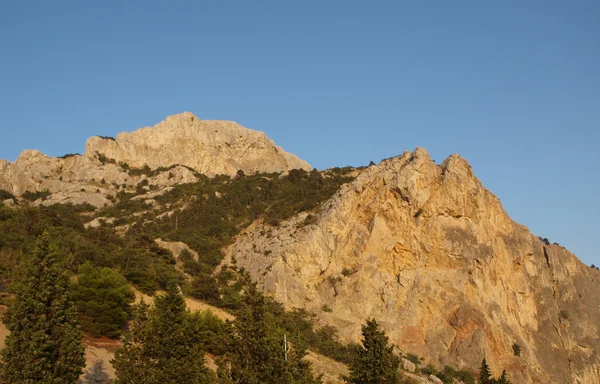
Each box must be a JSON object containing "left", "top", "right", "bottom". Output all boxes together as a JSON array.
[
  {"left": 226, "top": 148, "right": 600, "bottom": 383},
  {"left": 0, "top": 112, "right": 310, "bottom": 206}
]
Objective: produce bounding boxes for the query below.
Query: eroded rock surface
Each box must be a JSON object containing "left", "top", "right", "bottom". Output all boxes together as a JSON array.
[
  {"left": 0, "top": 113, "right": 310, "bottom": 207},
  {"left": 226, "top": 148, "right": 600, "bottom": 383},
  {"left": 84, "top": 112, "right": 310, "bottom": 176}
]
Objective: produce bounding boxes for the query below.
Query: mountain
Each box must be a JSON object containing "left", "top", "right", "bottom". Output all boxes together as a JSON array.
[
  {"left": 0, "top": 112, "right": 310, "bottom": 207},
  {"left": 1, "top": 115, "right": 598, "bottom": 383},
  {"left": 226, "top": 148, "right": 600, "bottom": 383}
]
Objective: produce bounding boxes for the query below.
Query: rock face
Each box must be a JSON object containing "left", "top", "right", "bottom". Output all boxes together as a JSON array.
[
  {"left": 226, "top": 148, "right": 600, "bottom": 383},
  {"left": 84, "top": 112, "right": 311, "bottom": 176},
  {"left": 402, "top": 357, "right": 416, "bottom": 373},
  {"left": 0, "top": 113, "right": 310, "bottom": 206}
]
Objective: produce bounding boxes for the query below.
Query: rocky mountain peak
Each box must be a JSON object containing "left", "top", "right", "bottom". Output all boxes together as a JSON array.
[
  {"left": 226, "top": 147, "right": 600, "bottom": 383},
  {"left": 84, "top": 112, "right": 311, "bottom": 176},
  {"left": 0, "top": 113, "right": 311, "bottom": 206}
]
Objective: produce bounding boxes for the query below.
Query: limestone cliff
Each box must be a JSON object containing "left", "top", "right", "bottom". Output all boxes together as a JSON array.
[
  {"left": 0, "top": 113, "right": 310, "bottom": 207},
  {"left": 83, "top": 112, "right": 310, "bottom": 176},
  {"left": 226, "top": 148, "right": 600, "bottom": 383}
]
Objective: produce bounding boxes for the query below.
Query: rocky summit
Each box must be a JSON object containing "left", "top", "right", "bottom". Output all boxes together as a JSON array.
[
  {"left": 1, "top": 115, "right": 598, "bottom": 383},
  {"left": 226, "top": 148, "right": 600, "bottom": 384},
  {"left": 0, "top": 112, "right": 310, "bottom": 207}
]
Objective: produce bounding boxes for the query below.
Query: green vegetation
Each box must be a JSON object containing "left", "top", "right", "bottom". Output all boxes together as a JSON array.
[
  {"left": 0, "top": 189, "right": 15, "bottom": 200},
  {"left": 0, "top": 166, "right": 512, "bottom": 382},
  {"left": 71, "top": 262, "right": 135, "bottom": 338},
  {"left": 112, "top": 284, "right": 215, "bottom": 383},
  {"left": 1, "top": 232, "right": 85, "bottom": 383},
  {"left": 22, "top": 189, "right": 51, "bottom": 201},
  {"left": 479, "top": 358, "right": 492, "bottom": 384},
  {"left": 346, "top": 318, "right": 400, "bottom": 384},
  {"left": 58, "top": 153, "right": 81, "bottom": 159},
  {"left": 512, "top": 343, "right": 521, "bottom": 356},
  {"left": 0, "top": 203, "right": 184, "bottom": 295},
  {"left": 404, "top": 353, "right": 421, "bottom": 365},
  {"left": 222, "top": 284, "right": 321, "bottom": 383},
  {"left": 94, "top": 167, "right": 354, "bottom": 288},
  {"left": 321, "top": 304, "right": 333, "bottom": 312},
  {"left": 96, "top": 152, "right": 116, "bottom": 165},
  {"left": 435, "top": 365, "right": 476, "bottom": 384},
  {"left": 477, "top": 359, "right": 512, "bottom": 384}
]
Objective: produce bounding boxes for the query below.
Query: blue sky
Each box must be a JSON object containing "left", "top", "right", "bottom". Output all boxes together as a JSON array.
[{"left": 1, "top": 1, "right": 598, "bottom": 266}]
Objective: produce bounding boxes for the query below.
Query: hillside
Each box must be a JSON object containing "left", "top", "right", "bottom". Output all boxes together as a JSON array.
[
  {"left": 226, "top": 148, "right": 600, "bottom": 383},
  {"left": 0, "top": 115, "right": 598, "bottom": 383},
  {"left": 0, "top": 112, "right": 310, "bottom": 207}
]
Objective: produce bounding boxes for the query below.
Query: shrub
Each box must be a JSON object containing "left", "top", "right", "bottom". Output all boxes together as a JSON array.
[
  {"left": 0, "top": 190, "right": 15, "bottom": 200},
  {"left": 321, "top": 304, "right": 333, "bottom": 312},
  {"left": 190, "top": 273, "right": 220, "bottom": 304},
  {"left": 57, "top": 153, "right": 80, "bottom": 159},
  {"left": 405, "top": 353, "right": 421, "bottom": 365},
  {"left": 513, "top": 343, "right": 521, "bottom": 356},
  {"left": 21, "top": 190, "right": 51, "bottom": 201},
  {"left": 71, "top": 262, "right": 135, "bottom": 338},
  {"left": 421, "top": 363, "right": 437, "bottom": 375}
]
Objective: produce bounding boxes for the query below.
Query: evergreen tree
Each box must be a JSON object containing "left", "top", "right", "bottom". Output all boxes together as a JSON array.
[
  {"left": 346, "top": 318, "right": 400, "bottom": 384},
  {"left": 71, "top": 262, "right": 135, "bottom": 338},
  {"left": 479, "top": 358, "right": 492, "bottom": 384},
  {"left": 224, "top": 284, "right": 321, "bottom": 384},
  {"left": 112, "top": 285, "right": 214, "bottom": 384},
  {"left": 0, "top": 231, "right": 86, "bottom": 384},
  {"left": 497, "top": 369, "right": 510, "bottom": 384},
  {"left": 111, "top": 301, "right": 156, "bottom": 384},
  {"left": 83, "top": 360, "right": 111, "bottom": 384}
]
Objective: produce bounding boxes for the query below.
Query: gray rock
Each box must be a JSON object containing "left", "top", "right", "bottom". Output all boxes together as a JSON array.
[{"left": 402, "top": 357, "right": 416, "bottom": 373}]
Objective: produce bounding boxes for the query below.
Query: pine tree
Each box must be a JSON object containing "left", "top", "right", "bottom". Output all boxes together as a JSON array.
[
  {"left": 225, "top": 284, "right": 321, "bottom": 384},
  {"left": 0, "top": 231, "right": 86, "bottom": 384},
  {"left": 112, "top": 284, "right": 214, "bottom": 384},
  {"left": 479, "top": 358, "right": 492, "bottom": 384},
  {"left": 497, "top": 369, "right": 510, "bottom": 384},
  {"left": 111, "top": 301, "right": 156, "bottom": 384},
  {"left": 83, "top": 360, "right": 111, "bottom": 384},
  {"left": 346, "top": 318, "right": 400, "bottom": 384},
  {"left": 71, "top": 262, "right": 135, "bottom": 338}
]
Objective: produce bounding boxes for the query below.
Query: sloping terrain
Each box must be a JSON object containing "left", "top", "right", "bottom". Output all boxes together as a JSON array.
[
  {"left": 1, "top": 114, "right": 598, "bottom": 383},
  {"left": 0, "top": 112, "right": 310, "bottom": 207},
  {"left": 226, "top": 148, "right": 600, "bottom": 383}
]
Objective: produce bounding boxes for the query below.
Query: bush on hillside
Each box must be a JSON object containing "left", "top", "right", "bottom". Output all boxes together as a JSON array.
[{"left": 71, "top": 262, "right": 135, "bottom": 338}]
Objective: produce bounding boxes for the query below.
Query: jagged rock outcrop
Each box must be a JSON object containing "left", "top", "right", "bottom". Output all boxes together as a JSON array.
[
  {"left": 0, "top": 113, "right": 310, "bottom": 207},
  {"left": 226, "top": 148, "right": 600, "bottom": 383},
  {"left": 0, "top": 149, "right": 197, "bottom": 207},
  {"left": 84, "top": 112, "right": 310, "bottom": 176}
]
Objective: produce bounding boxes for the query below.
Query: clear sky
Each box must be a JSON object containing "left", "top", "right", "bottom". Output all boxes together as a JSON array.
[{"left": 1, "top": 1, "right": 598, "bottom": 266}]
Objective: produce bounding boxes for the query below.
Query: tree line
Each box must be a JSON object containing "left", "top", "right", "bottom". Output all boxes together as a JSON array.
[{"left": 0, "top": 232, "right": 514, "bottom": 384}]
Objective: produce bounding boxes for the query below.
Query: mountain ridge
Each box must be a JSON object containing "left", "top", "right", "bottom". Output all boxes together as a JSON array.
[
  {"left": 1, "top": 114, "right": 598, "bottom": 383},
  {"left": 225, "top": 147, "right": 600, "bottom": 383},
  {"left": 0, "top": 112, "right": 310, "bottom": 207}
]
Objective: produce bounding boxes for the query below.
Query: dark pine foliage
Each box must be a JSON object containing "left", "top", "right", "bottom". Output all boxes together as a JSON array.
[
  {"left": 112, "top": 284, "right": 214, "bottom": 384},
  {"left": 71, "top": 262, "right": 135, "bottom": 338},
  {"left": 223, "top": 283, "right": 321, "bottom": 384},
  {"left": 0, "top": 232, "right": 85, "bottom": 384},
  {"left": 479, "top": 358, "right": 493, "bottom": 384},
  {"left": 346, "top": 319, "right": 400, "bottom": 384}
]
